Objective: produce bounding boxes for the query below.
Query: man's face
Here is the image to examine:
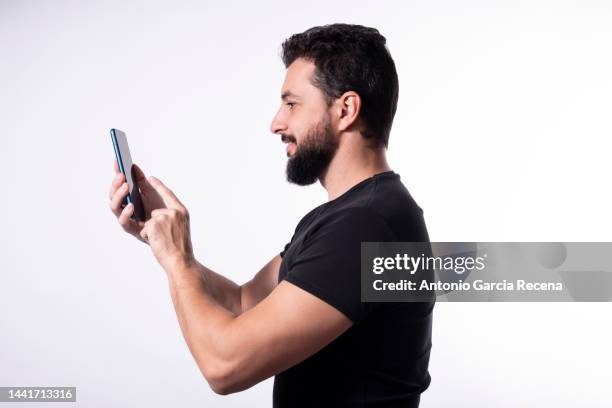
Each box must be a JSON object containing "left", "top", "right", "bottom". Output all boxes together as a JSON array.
[{"left": 270, "top": 59, "right": 339, "bottom": 185}]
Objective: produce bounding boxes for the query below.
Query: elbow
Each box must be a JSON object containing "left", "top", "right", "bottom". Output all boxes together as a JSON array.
[
  {"left": 206, "top": 368, "right": 234, "bottom": 396},
  {"left": 208, "top": 379, "right": 232, "bottom": 396},
  {"left": 203, "top": 358, "right": 251, "bottom": 395},
  {"left": 195, "top": 327, "right": 258, "bottom": 395}
]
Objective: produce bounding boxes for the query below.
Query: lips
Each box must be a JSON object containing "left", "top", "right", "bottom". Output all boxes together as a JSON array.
[
  {"left": 286, "top": 143, "right": 296, "bottom": 157},
  {"left": 281, "top": 134, "right": 297, "bottom": 157}
]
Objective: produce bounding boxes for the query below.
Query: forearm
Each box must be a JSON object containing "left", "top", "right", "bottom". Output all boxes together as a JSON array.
[
  {"left": 132, "top": 178, "right": 251, "bottom": 392},
  {"left": 196, "top": 261, "right": 242, "bottom": 315},
  {"left": 165, "top": 261, "right": 238, "bottom": 392}
]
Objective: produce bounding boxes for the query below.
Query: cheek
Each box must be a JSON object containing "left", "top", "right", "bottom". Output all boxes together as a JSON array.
[
  {"left": 291, "top": 117, "right": 314, "bottom": 143},
  {"left": 287, "top": 122, "right": 305, "bottom": 144}
]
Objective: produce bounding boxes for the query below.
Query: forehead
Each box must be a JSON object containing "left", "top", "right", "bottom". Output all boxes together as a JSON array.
[{"left": 281, "top": 58, "right": 322, "bottom": 99}]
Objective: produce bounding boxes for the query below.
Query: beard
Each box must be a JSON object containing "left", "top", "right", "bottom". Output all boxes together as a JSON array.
[{"left": 285, "top": 115, "right": 338, "bottom": 186}]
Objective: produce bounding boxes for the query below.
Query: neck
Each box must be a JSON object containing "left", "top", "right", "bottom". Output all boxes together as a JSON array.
[{"left": 319, "top": 141, "right": 391, "bottom": 201}]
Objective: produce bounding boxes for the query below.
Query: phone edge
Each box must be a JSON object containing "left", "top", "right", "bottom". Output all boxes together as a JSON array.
[{"left": 110, "top": 128, "right": 133, "bottom": 206}]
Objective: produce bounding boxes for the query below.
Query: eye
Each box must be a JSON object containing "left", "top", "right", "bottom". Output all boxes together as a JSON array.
[{"left": 286, "top": 102, "right": 296, "bottom": 110}]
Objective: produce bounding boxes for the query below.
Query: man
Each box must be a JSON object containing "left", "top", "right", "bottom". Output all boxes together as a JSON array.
[{"left": 108, "top": 23, "right": 433, "bottom": 407}]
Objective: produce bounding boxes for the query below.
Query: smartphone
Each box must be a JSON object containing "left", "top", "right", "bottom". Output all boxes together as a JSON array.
[{"left": 110, "top": 129, "right": 146, "bottom": 221}]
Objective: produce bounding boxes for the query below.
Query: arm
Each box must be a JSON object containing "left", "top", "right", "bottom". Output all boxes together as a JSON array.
[
  {"left": 108, "top": 162, "right": 281, "bottom": 316},
  {"left": 168, "top": 261, "right": 352, "bottom": 395},
  {"left": 135, "top": 177, "right": 352, "bottom": 395},
  {"left": 239, "top": 255, "right": 282, "bottom": 312},
  {"left": 195, "top": 255, "right": 282, "bottom": 316}
]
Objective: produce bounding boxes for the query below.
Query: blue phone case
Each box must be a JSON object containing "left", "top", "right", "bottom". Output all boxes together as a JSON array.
[{"left": 110, "top": 129, "right": 146, "bottom": 221}]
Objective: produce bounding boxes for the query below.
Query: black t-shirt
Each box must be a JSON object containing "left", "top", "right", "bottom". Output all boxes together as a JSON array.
[{"left": 274, "top": 171, "right": 434, "bottom": 407}]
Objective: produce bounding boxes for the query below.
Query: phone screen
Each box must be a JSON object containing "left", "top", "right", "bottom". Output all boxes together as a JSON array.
[{"left": 110, "top": 129, "right": 145, "bottom": 221}]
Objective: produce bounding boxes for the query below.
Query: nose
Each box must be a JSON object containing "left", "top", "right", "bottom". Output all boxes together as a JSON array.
[{"left": 270, "top": 108, "right": 288, "bottom": 135}]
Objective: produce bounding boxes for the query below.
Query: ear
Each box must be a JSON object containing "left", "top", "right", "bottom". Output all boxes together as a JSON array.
[{"left": 335, "top": 91, "right": 362, "bottom": 133}]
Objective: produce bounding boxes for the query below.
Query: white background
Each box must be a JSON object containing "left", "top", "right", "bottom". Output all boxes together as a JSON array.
[{"left": 1, "top": 0, "right": 611, "bottom": 406}]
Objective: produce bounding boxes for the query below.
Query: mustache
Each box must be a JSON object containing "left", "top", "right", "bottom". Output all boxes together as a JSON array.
[{"left": 281, "top": 134, "right": 297, "bottom": 144}]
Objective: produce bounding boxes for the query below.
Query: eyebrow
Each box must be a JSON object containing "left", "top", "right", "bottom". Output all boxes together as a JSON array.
[{"left": 281, "top": 90, "right": 300, "bottom": 100}]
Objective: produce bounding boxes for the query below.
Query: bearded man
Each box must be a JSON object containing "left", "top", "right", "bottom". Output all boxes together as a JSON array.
[{"left": 108, "top": 23, "right": 434, "bottom": 408}]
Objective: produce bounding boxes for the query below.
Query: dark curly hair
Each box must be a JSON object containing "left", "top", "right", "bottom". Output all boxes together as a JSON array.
[{"left": 281, "top": 23, "right": 399, "bottom": 148}]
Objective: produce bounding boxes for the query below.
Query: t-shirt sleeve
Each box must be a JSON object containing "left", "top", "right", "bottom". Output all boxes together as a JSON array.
[
  {"left": 280, "top": 206, "right": 323, "bottom": 258},
  {"left": 280, "top": 241, "right": 292, "bottom": 258},
  {"left": 283, "top": 207, "right": 396, "bottom": 323}
]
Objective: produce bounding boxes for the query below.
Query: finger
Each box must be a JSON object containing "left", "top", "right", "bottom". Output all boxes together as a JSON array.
[
  {"left": 139, "top": 224, "right": 149, "bottom": 243},
  {"left": 113, "top": 159, "right": 119, "bottom": 175},
  {"left": 109, "top": 183, "right": 129, "bottom": 216},
  {"left": 108, "top": 172, "right": 125, "bottom": 200},
  {"left": 117, "top": 203, "right": 135, "bottom": 230},
  {"left": 147, "top": 176, "right": 184, "bottom": 209}
]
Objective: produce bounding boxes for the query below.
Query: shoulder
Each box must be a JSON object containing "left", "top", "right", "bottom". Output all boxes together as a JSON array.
[
  {"left": 307, "top": 206, "right": 397, "bottom": 243},
  {"left": 293, "top": 203, "right": 326, "bottom": 233}
]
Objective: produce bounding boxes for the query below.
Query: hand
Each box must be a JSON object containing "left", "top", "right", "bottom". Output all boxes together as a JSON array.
[
  {"left": 139, "top": 176, "right": 195, "bottom": 274},
  {"left": 108, "top": 160, "right": 166, "bottom": 243}
]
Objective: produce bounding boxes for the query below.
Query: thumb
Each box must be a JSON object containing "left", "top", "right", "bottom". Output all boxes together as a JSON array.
[{"left": 133, "top": 164, "right": 154, "bottom": 194}]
